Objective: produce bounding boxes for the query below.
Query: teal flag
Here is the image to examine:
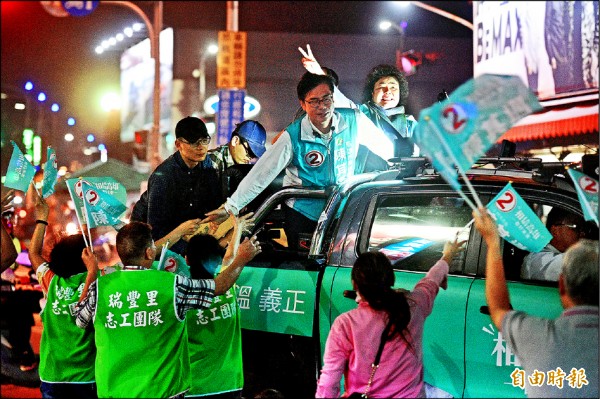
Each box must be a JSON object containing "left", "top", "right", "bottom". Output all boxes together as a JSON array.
[
  {"left": 152, "top": 249, "right": 190, "bottom": 278},
  {"left": 4, "top": 141, "right": 36, "bottom": 193},
  {"left": 567, "top": 169, "right": 598, "bottom": 226},
  {"left": 80, "top": 180, "right": 127, "bottom": 228},
  {"left": 66, "top": 177, "right": 127, "bottom": 228},
  {"left": 486, "top": 183, "right": 552, "bottom": 252},
  {"left": 413, "top": 74, "right": 542, "bottom": 190},
  {"left": 41, "top": 147, "right": 58, "bottom": 198}
]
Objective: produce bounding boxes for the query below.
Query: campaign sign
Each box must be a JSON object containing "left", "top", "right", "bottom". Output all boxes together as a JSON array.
[
  {"left": 80, "top": 180, "right": 127, "bottom": 228},
  {"left": 567, "top": 169, "right": 599, "bottom": 226},
  {"left": 380, "top": 238, "right": 435, "bottom": 261},
  {"left": 153, "top": 249, "right": 190, "bottom": 278},
  {"left": 4, "top": 141, "right": 36, "bottom": 193},
  {"left": 486, "top": 183, "right": 552, "bottom": 252},
  {"left": 215, "top": 89, "right": 245, "bottom": 147},
  {"left": 66, "top": 177, "right": 126, "bottom": 228},
  {"left": 414, "top": 74, "right": 542, "bottom": 191}
]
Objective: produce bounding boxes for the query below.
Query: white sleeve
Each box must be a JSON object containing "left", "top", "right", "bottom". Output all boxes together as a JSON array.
[
  {"left": 332, "top": 86, "right": 359, "bottom": 109},
  {"left": 226, "top": 132, "right": 294, "bottom": 212},
  {"left": 355, "top": 109, "right": 394, "bottom": 161}
]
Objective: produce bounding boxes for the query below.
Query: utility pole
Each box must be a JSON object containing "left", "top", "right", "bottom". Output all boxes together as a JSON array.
[{"left": 103, "top": 1, "right": 163, "bottom": 171}]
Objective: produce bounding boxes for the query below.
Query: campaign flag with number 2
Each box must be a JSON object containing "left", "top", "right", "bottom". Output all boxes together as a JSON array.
[
  {"left": 153, "top": 249, "right": 190, "bottom": 278},
  {"left": 486, "top": 183, "right": 552, "bottom": 252},
  {"left": 567, "top": 169, "right": 598, "bottom": 226},
  {"left": 413, "top": 74, "right": 542, "bottom": 191},
  {"left": 81, "top": 180, "right": 127, "bottom": 228},
  {"left": 4, "top": 141, "right": 36, "bottom": 193}
]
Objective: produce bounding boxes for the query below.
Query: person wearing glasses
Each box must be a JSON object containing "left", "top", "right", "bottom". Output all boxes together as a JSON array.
[
  {"left": 521, "top": 207, "right": 586, "bottom": 282},
  {"left": 299, "top": 44, "right": 419, "bottom": 173},
  {"left": 203, "top": 72, "right": 394, "bottom": 251},
  {"left": 131, "top": 116, "right": 221, "bottom": 255},
  {"left": 208, "top": 120, "right": 267, "bottom": 198}
]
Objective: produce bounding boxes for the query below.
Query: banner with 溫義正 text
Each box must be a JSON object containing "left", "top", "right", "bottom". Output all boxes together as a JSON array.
[{"left": 236, "top": 267, "right": 318, "bottom": 337}]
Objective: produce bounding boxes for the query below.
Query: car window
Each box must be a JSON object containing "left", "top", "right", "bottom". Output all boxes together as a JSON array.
[
  {"left": 513, "top": 202, "right": 598, "bottom": 283},
  {"left": 366, "top": 195, "right": 472, "bottom": 273}
]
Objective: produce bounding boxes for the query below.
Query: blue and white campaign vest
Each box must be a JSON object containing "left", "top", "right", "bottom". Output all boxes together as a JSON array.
[{"left": 286, "top": 109, "right": 359, "bottom": 220}]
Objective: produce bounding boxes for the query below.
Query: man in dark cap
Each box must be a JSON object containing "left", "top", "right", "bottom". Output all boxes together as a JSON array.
[
  {"left": 208, "top": 120, "right": 267, "bottom": 197},
  {"left": 131, "top": 116, "right": 222, "bottom": 255}
]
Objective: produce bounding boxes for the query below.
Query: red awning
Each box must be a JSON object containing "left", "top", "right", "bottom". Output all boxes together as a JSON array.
[{"left": 500, "top": 104, "right": 599, "bottom": 142}]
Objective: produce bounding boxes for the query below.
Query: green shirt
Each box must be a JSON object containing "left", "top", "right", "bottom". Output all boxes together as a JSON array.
[
  {"left": 186, "top": 286, "right": 243, "bottom": 396},
  {"left": 94, "top": 269, "right": 190, "bottom": 398},
  {"left": 39, "top": 270, "right": 96, "bottom": 383}
]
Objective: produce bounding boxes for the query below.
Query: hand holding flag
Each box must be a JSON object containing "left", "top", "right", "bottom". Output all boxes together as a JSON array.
[{"left": 485, "top": 183, "right": 552, "bottom": 252}]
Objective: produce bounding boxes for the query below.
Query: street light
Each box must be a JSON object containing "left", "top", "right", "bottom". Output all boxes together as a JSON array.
[
  {"left": 397, "top": 1, "right": 473, "bottom": 31},
  {"left": 379, "top": 20, "right": 407, "bottom": 53},
  {"left": 192, "top": 43, "right": 218, "bottom": 114},
  {"left": 103, "top": 1, "right": 163, "bottom": 171}
]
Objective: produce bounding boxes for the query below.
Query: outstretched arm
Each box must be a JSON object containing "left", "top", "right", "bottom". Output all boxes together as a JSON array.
[
  {"left": 155, "top": 218, "right": 203, "bottom": 254},
  {"left": 214, "top": 236, "right": 260, "bottom": 295},
  {"left": 298, "top": 44, "right": 356, "bottom": 108},
  {"left": 29, "top": 190, "right": 50, "bottom": 272},
  {"left": 473, "top": 208, "right": 511, "bottom": 330},
  {"left": 78, "top": 247, "right": 99, "bottom": 303},
  {"left": 222, "top": 212, "right": 254, "bottom": 268},
  {"left": 1, "top": 189, "right": 17, "bottom": 273}
]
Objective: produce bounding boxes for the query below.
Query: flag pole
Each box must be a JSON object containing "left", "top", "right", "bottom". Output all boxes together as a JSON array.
[
  {"left": 82, "top": 203, "right": 94, "bottom": 254},
  {"left": 424, "top": 116, "right": 485, "bottom": 209},
  {"left": 80, "top": 181, "right": 95, "bottom": 253},
  {"left": 66, "top": 178, "right": 91, "bottom": 249},
  {"left": 31, "top": 180, "right": 42, "bottom": 198},
  {"left": 156, "top": 240, "right": 170, "bottom": 270}
]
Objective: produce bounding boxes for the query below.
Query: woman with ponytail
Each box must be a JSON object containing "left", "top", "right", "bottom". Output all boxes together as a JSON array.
[{"left": 316, "top": 239, "right": 464, "bottom": 398}]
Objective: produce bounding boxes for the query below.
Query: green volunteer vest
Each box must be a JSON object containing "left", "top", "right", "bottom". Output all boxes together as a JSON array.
[
  {"left": 39, "top": 271, "right": 96, "bottom": 383},
  {"left": 186, "top": 286, "right": 243, "bottom": 396},
  {"left": 94, "top": 269, "right": 190, "bottom": 398}
]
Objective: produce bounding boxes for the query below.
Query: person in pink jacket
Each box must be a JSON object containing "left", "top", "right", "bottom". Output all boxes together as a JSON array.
[{"left": 316, "top": 239, "right": 464, "bottom": 398}]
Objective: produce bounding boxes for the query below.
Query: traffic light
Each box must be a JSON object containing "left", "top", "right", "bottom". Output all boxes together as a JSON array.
[
  {"left": 396, "top": 50, "right": 422, "bottom": 76},
  {"left": 133, "top": 130, "right": 148, "bottom": 161}
]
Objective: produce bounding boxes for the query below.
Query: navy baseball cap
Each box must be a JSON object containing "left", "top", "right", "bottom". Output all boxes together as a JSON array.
[
  {"left": 175, "top": 116, "right": 209, "bottom": 143},
  {"left": 235, "top": 120, "right": 267, "bottom": 157}
]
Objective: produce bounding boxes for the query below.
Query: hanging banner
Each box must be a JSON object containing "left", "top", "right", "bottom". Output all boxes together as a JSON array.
[{"left": 217, "top": 30, "right": 247, "bottom": 89}]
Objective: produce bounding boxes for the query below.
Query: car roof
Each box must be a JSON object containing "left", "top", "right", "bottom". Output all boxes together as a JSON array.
[{"left": 338, "top": 157, "right": 578, "bottom": 198}]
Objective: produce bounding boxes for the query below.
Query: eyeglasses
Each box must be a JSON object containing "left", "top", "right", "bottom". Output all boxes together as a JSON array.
[
  {"left": 179, "top": 137, "right": 211, "bottom": 148},
  {"left": 239, "top": 138, "right": 256, "bottom": 158},
  {"left": 557, "top": 223, "right": 579, "bottom": 230},
  {"left": 304, "top": 94, "right": 333, "bottom": 109}
]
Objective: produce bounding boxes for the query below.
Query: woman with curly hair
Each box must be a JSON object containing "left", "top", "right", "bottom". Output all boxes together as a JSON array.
[{"left": 316, "top": 239, "right": 463, "bottom": 398}]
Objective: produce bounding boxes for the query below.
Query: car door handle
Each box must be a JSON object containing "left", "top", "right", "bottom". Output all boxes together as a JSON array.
[{"left": 480, "top": 304, "right": 513, "bottom": 315}]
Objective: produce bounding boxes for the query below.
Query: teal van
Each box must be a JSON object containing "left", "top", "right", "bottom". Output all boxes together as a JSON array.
[{"left": 235, "top": 158, "right": 597, "bottom": 398}]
